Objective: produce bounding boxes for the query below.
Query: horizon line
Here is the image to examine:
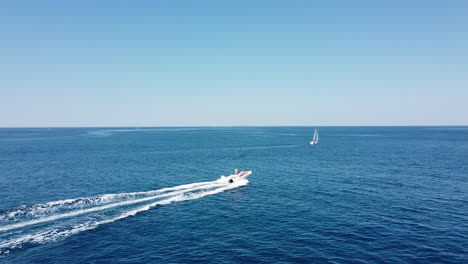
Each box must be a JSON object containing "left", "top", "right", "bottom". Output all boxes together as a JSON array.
[{"left": 1, "top": 125, "right": 467, "bottom": 129}]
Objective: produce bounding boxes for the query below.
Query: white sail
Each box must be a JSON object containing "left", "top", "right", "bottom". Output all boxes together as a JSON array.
[{"left": 310, "top": 128, "right": 319, "bottom": 145}]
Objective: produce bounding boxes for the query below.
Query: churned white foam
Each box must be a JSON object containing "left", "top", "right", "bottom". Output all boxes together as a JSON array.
[
  {"left": 0, "top": 180, "right": 220, "bottom": 223},
  {"left": 0, "top": 181, "right": 225, "bottom": 232},
  {"left": 0, "top": 177, "right": 248, "bottom": 257}
]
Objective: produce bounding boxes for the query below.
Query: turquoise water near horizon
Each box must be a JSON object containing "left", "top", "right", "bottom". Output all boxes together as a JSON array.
[{"left": 1, "top": 127, "right": 467, "bottom": 263}]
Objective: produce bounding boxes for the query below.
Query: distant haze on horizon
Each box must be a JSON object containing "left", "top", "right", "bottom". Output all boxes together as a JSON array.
[{"left": 1, "top": 1, "right": 467, "bottom": 127}]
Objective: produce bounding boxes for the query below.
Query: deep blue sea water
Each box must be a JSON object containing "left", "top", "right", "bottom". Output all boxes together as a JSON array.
[{"left": 1, "top": 127, "right": 467, "bottom": 263}]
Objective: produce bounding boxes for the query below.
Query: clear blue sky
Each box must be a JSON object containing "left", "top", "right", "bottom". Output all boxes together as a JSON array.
[{"left": 1, "top": 0, "right": 467, "bottom": 126}]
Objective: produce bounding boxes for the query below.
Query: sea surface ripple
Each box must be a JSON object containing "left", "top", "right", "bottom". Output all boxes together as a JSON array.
[{"left": 0, "top": 127, "right": 467, "bottom": 263}]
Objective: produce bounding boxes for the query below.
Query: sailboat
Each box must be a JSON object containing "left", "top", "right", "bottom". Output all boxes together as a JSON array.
[{"left": 310, "top": 129, "right": 319, "bottom": 145}]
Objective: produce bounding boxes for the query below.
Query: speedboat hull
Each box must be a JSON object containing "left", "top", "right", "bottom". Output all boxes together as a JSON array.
[{"left": 228, "top": 170, "right": 252, "bottom": 183}]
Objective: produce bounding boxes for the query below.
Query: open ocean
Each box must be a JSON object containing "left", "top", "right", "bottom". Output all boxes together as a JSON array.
[{"left": 1, "top": 127, "right": 467, "bottom": 263}]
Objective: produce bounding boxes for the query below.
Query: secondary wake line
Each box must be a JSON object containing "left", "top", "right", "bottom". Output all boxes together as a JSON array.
[
  {"left": 0, "top": 181, "right": 226, "bottom": 232},
  {"left": 0, "top": 178, "right": 248, "bottom": 257},
  {"left": 0, "top": 180, "right": 217, "bottom": 222}
]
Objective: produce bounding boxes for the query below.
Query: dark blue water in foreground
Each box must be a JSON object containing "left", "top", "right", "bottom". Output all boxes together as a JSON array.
[{"left": 1, "top": 127, "right": 467, "bottom": 263}]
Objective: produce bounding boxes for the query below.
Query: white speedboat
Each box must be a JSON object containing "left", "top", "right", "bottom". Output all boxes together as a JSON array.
[{"left": 228, "top": 170, "right": 252, "bottom": 183}]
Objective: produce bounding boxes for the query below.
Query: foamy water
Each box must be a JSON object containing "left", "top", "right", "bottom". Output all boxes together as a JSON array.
[{"left": 0, "top": 177, "right": 248, "bottom": 257}]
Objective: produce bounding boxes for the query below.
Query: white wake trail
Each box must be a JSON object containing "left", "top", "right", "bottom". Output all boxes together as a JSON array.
[
  {"left": 0, "top": 180, "right": 218, "bottom": 223},
  {"left": 0, "top": 178, "right": 248, "bottom": 257},
  {"left": 0, "top": 181, "right": 226, "bottom": 232}
]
